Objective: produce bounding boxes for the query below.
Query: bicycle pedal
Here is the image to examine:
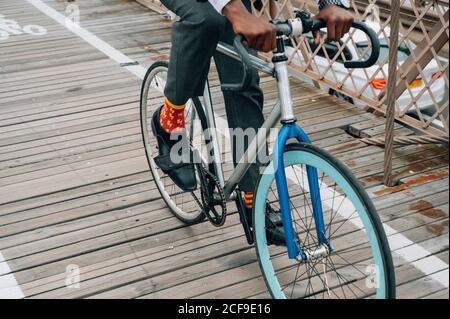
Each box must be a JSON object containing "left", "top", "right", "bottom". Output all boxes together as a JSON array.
[{"left": 235, "top": 191, "right": 254, "bottom": 245}]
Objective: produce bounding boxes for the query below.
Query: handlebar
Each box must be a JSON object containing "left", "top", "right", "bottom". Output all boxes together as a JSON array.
[
  {"left": 223, "top": 12, "right": 380, "bottom": 92},
  {"left": 308, "top": 20, "right": 380, "bottom": 69}
]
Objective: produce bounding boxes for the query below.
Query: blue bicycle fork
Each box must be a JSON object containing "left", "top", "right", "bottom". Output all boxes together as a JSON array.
[
  {"left": 272, "top": 36, "right": 331, "bottom": 261},
  {"left": 273, "top": 123, "right": 331, "bottom": 261}
]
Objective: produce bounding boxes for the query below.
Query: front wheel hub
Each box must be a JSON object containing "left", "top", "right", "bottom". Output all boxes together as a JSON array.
[{"left": 298, "top": 244, "right": 331, "bottom": 262}]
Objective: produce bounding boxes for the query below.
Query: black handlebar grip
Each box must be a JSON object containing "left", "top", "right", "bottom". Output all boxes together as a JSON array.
[
  {"left": 220, "top": 35, "right": 253, "bottom": 92},
  {"left": 310, "top": 20, "right": 380, "bottom": 69}
]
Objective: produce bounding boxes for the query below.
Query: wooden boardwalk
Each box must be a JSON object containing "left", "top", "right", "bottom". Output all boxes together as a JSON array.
[{"left": 0, "top": 0, "right": 448, "bottom": 299}]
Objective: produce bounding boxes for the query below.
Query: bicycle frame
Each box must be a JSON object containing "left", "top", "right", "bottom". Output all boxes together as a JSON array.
[{"left": 202, "top": 40, "right": 330, "bottom": 261}]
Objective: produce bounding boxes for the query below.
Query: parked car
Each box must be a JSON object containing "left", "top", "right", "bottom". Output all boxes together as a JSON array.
[{"left": 286, "top": 20, "right": 447, "bottom": 116}]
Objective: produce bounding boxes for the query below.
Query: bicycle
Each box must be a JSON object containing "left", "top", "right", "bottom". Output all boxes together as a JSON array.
[{"left": 140, "top": 11, "right": 396, "bottom": 299}]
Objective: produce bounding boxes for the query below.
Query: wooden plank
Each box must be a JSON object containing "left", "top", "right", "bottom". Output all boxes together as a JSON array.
[
  {"left": 135, "top": 0, "right": 168, "bottom": 14},
  {"left": 422, "top": 288, "right": 450, "bottom": 299},
  {"left": 94, "top": 200, "right": 448, "bottom": 299},
  {"left": 17, "top": 187, "right": 447, "bottom": 297},
  {"left": 137, "top": 218, "right": 448, "bottom": 299},
  {"left": 27, "top": 217, "right": 247, "bottom": 298},
  {"left": 396, "top": 252, "right": 449, "bottom": 299}
]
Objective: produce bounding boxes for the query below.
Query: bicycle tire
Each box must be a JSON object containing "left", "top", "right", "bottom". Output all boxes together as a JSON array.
[
  {"left": 253, "top": 143, "right": 395, "bottom": 299},
  {"left": 140, "top": 61, "right": 208, "bottom": 224}
]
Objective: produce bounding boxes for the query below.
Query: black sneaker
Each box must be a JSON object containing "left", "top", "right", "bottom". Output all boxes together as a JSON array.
[
  {"left": 264, "top": 204, "right": 286, "bottom": 246},
  {"left": 151, "top": 105, "right": 197, "bottom": 191},
  {"left": 245, "top": 203, "right": 286, "bottom": 246}
]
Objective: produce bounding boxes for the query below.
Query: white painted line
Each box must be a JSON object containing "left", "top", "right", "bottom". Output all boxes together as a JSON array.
[
  {"left": 0, "top": 286, "right": 26, "bottom": 299},
  {"left": 0, "top": 264, "right": 13, "bottom": 278},
  {"left": 428, "top": 269, "right": 449, "bottom": 288},
  {"left": 25, "top": 0, "right": 449, "bottom": 292},
  {"left": 411, "top": 256, "right": 449, "bottom": 287},
  {"left": 0, "top": 253, "right": 24, "bottom": 299},
  {"left": 0, "top": 273, "right": 19, "bottom": 289}
]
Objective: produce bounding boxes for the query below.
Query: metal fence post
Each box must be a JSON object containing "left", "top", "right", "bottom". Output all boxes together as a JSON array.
[{"left": 383, "top": 0, "right": 400, "bottom": 187}]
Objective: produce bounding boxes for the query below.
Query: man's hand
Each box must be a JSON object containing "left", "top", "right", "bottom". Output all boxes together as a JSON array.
[
  {"left": 223, "top": 0, "right": 276, "bottom": 52},
  {"left": 312, "top": 5, "right": 354, "bottom": 43}
]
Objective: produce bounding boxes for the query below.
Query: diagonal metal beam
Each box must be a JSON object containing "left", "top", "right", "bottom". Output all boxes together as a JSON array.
[{"left": 392, "top": 10, "right": 448, "bottom": 100}]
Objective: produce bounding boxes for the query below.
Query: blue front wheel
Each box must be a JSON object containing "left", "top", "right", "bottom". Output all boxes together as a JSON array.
[{"left": 253, "top": 143, "right": 395, "bottom": 299}]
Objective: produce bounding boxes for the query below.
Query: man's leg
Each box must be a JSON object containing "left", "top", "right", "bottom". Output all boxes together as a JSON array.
[
  {"left": 161, "top": 0, "right": 226, "bottom": 105},
  {"left": 154, "top": 0, "right": 227, "bottom": 190},
  {"left": 212, "top": 2, "right": 284, "bottom": 245},
  {"left": 161, "top": 0, "right": 266, "bottom": 202},
  {"left": 213, "top": 0, "right": 266, "bottom": 200},
  {"left": 159, "top": 0, "right": 284, "bottom": 244}
]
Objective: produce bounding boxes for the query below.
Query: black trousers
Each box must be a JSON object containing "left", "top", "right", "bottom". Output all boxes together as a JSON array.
[{"left": 161, "top": 0, "right": 265, "bottom": 192}]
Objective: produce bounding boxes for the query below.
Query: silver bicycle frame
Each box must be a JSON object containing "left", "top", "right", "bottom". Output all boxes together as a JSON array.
[
  {"left": 202, "top": 78, "right": 226, "bottom": 187},
  {"left": 204, "top": 42, "right": 295, "bottom": 200}
]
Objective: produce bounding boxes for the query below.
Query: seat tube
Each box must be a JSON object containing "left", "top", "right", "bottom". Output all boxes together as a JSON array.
[{"left": 203, "top": 79, "right": 225, "bottom": 187}]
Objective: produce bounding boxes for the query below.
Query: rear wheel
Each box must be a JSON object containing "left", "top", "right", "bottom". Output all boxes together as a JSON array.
[
  {"left": 140, "top": 61, "right": 207, "bottom": 224},
  {"left": 253, "top": 143, "right": 395, "bottom": 299}
]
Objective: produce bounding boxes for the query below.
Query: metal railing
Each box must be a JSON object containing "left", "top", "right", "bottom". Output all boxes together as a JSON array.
[
  {"left": 254, "top": 0, "right": 449, "bottom": 135},
  {"left": 254, "top": 0, "right": 449, "bottom": 185}
]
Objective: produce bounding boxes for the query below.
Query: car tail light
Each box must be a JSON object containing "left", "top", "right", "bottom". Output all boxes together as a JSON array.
[
  {"left": 371, "top": 78, "right": 386, "bottom": 90},
  {"left": 432, "top": 71, "right": 444, "bottom": 79},
  {"left": 409, "top": 78, "right": 424, "bottom": 88}
]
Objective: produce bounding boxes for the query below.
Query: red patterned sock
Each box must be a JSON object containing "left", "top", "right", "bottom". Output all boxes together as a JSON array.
[
  {"left": 159, "top": 98, "right": 185, "bottom": 133},
  {"left": 244, "top": 192, "right": 254, "bottom": 209}
]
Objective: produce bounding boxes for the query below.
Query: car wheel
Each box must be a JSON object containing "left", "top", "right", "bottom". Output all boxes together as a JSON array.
[{"left": 329, "top": 89, "right": 354, "bottom": 104}]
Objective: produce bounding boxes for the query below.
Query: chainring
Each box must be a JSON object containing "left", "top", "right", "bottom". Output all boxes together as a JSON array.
[{"left": 197, "top": 164, "right": 227, "bottom": 227}]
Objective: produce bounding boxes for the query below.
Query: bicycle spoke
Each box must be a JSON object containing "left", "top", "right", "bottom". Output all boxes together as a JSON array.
[
  {"left": 307, "top": 259, "right": 341, "bottom": 299},
  {"left": 327, "top": 257, "right": 366, "bottom": 298},
  {"left": 330, "top": 250, "right": 370, "bottom": 278},
  {"left": 289, "top": 263, "right": 302, "bottom": 298},
  {"left": 328, "top": 208, "right": 358, "bottom": 239}
]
